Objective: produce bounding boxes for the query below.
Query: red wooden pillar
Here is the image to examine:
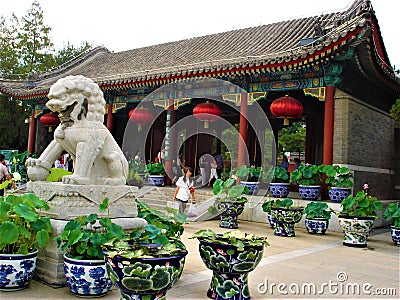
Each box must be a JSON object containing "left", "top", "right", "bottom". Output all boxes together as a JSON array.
[
  {"left": 106, "top": 103, "right": 113, "bottom": 132},
  {"left": 237, "top": 92, "right": 248, "bottom": 167},
  {"left": 323, "top": 86, "right": 335, "bottom": 165},
  {"left": 27, "top": 110, "right": 37, "bottom": 154}
]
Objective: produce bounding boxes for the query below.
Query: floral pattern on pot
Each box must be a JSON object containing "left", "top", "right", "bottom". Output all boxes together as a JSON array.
[
  {"left": 267, "top": 214, "right": 276, "bottom": 229},
  {"left": 328, "top": 187, "right": 352, "bottom": 203},
  {"left": 390, "top": 226, "right": 400, "bottom": 246},
  {"left": 338, "top": 215, "right": 375, "bottom": 248},
  {"left": 198, "top": 239, "right": 264, "bottom": 300},
  {"left": 0, "top": 250, "right": 38, "bottom": 291},
  {"left": 240, "top": 182, "right": 259, "bottom": 195},
  {"left": 298, "top": 185, "right": 321, "bottom": 201},
  {"left": 271, "top": 207, "right": 304, "bottom": 237},
  {"left": 63, "top": 255, "right": 112, "bottom": 297},
  {"left": 147, "top": 175, "right": 164, "bottom": 186},
  {"left": 305, "top": 217, "right": 329, "bottom": 234},
  {"left": 104, "top": 251, "right": 187, "bottom": 300},
  {"left": 217, "top": 201, "right": 245, "bottom": 229},
  {"left": 269, "top": 183, "right": 290, "bottom": 198}
]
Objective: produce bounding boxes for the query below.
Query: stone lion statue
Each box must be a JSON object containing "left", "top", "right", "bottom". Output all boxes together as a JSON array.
[{"left": 27, "top": 75, "right": 128, "bottom": 185}]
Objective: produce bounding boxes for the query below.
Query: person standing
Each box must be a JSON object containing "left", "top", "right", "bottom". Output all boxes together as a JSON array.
[
  {"left": 214, "top": 152, "right": 224, "bottom": 179},
  {"left": 173, "top": 167, "right": 195, "bottom": 213},
  {"left": 0, "top": 154, "right": 12, "bottom": 196},
  {"left": 280, "top": 155, "right": 289, "bottom": 171},
  {"left": 208, "top": 160, "right": 218, "bottom": 187}
]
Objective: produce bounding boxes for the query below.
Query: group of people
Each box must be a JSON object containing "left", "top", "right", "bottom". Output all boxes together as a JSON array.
[
  {"left": 197, "top": 152, "right": 224, "bottom": 187},
  {"left": 280, "top": 155, "right": 301, "bottom": 171},
  {"left": 54, "top": 154, "right": 74, "bottom": 172}
]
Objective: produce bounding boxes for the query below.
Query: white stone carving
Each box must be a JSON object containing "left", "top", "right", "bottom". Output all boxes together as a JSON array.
[{"left": 27, "top": 75, "right": 128, "bottom": 185}]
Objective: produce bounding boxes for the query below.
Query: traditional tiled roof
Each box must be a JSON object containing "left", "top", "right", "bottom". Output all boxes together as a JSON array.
[{"left": 0, "top": 0, "right": 398, "bottom": 100}]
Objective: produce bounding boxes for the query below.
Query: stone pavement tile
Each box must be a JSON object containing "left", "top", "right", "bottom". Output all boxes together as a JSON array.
[{"left": 1, "top": 220, "right": 398, "bottom": 299}]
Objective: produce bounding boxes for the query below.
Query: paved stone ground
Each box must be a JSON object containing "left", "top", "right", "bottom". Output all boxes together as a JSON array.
[{"left": 1, "top": 220, "right": 399, "bottom": 299}]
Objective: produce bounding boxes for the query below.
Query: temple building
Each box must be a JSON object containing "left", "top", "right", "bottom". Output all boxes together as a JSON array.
[{"left": 0, "top": 0, "right": 399, "bottom": 199}]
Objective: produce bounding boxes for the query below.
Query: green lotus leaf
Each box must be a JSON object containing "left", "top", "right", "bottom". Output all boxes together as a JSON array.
[
  {"left": 13, "top": 203, "right": 38, "bottom": 222},
  {"left": 232, "top": 261, "right": 255, "bottom": 272},
  {"left": 120, "top": 291, "right": 131, "bottom": 300},
  {"left": 121, "top": 277, "right": 152, "bottom": 291},
  {"left": 200, "top": 245, "right": 213, "bottom": 261},
  {"left": 36, "top": 229, "right": 50, "bottom": 249},
  {"left": 242, "top": 283, "right": 250, "bottom": 298},
  {"left": 106, "top": 263, "right": 119, "bottom": 283},
  {"left": 216, "top": 280, "right": 240, "bottom": 298},
  {"left": 0, "top": 221, "right": 19, "bottom": 245},
  {"left": 210, "top": 255, "right": 229, "bottom": 269},
  {"left": 150, "top": 265, "right": 170, "bottom": 290},
  {"left": 123, "top": 262, "right": 152, "bottom": 277}
]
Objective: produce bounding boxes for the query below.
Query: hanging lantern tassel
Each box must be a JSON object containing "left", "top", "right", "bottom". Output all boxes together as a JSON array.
[
  {"left": 138, "top": 124, "right": 142, "bottom": 131},
  {"left": 283, "top": 118, "right": 289, "bottom": 126},
  {"left": 204, "top": 121, "right": 209, "bottom": 129}
]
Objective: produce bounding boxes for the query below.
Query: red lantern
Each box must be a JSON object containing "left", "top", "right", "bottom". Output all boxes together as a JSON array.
[
  {"left": 270, "top": 95, "right": 303, "bottom": 126},
  {"left": 193, "top": 101, "right": 221, "bottom": 128},
  {"left": 39, "top": 113, "right": 60, "bottom": 132},
  {"left": 129, "top": 107, "right": 153, "bottom": 131}
]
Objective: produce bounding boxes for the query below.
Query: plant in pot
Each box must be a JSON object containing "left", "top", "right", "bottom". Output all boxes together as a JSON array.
[
  {"left": 264, "top": 198, "right": 304, "bottom": 237},
  {"left": 261, "top": 198, "right": 276, "bottom": 229},
  {"left": 209, "top": 178, "right": 249, "bottom": 229},
  {"left": 383, "top": 202, "right": 400, "bottom": 246},
  {"left": 190, "top": 229, "right": 269, "bottom": 300},
  {"left": 291, "top": 163, "right": 324, "bottom": 201},
  {"left": 321, "top": 165, "right": 354, "bottom": 203},
  {"left": 268, "top": 166, "right": 290, "bottom": 198},
  {"left": 235, "top": 165, "right": 262, "bottom": 195},
  {"left": 338, "top": 185, "right": 383, "bottom": 248},
  {"left": 0, "top": 193, "right": 52, "bottom": 291},
  {"left": 145, "top": 162, "right": 166, "bottom": 186},
  {"left": 102, "top": 200, "right": 188, "bottom": 300},
  {"left": 54, "top": 198, "right": 122, "bottom": 297},
  {"left": 303, "top": 201, "right": 334, "bottom": 234}
]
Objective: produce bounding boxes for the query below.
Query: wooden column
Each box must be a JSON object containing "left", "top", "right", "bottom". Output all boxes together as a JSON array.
[
  {"left": 237, "top": 92, "right": 248, "bottom": 167},
  {"left": 323, "top": 86, "right": 335, "bottom": 165},
  {"left": 106, "top": 103, "right": 113, "bottom": 132},
  {"left": 27, "top": 110, "right": 37, "bottom": 154}
]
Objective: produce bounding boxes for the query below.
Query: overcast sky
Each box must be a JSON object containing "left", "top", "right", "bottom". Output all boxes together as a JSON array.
[{"left": 2, "top": 0, "right": 399, "bottom": 70}]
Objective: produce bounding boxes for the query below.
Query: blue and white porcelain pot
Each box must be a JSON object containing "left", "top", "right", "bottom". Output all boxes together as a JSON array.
[
  {"left": 217, "top": 201, "right": 246, "bottom": 229},
  {"left": 269, "top": 183, "right": 290, "bottom": 198},
  {"left": 63, "top": 255, "right": 112, "bottom": 297},
  {"left": 198, "top": 238, "right": 264, "bottom": 300},
  {"left": 148, "top": 175, "right": 164, "bottom": 186},
  {"left": 390, "top": 226, "right": 400, "bottom": 246},
  {"left": 0, "top": 250, "right": 38, "bottom": 291},
  {"left": 328, "top": 187, "right": 352, "bottom": 203},
  {"left": 305, "top": 217, "right": 329, "bottom": 234},
  {"left": 267, "top": 213, "right": 276, "bottom": 229},
  {"left": 240, "top": 181, "right": 259, "bottom": 195},
  {"left": 298, "top": 185, "right": 321, "bottom": 201},
  {"left": 338, "top": 215, "right": 375, "bottom": 248},
  {"left": 270, "top": 207, "right": 304, "bottom": 237},
  {"left": 104, "top": 247, "right": 187, "bottom": 300}
]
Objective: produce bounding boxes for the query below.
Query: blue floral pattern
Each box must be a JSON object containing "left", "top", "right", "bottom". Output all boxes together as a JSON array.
[
  {"left": 299, "top": 185, "right": 321, "bottom": 201},
  {"left": 305, "top": 218, "right": 329, "bottom": 234},
  {"left": 269, "top": 183, "right": 290, "bottom": 198}
]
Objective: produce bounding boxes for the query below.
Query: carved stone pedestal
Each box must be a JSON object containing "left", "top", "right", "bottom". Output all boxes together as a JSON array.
[{"left": 27, "top": 182, "right": 147, "bottom": 286}]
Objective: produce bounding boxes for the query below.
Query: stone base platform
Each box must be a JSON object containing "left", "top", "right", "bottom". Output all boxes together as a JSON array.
[{"left": 27, "top": 181, "right": 139, "bottom": 219}]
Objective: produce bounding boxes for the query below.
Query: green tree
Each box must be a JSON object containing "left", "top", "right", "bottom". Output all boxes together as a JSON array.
[
  {"left": 54, "top": 41, "right": 92, "bottom": 66},
  {"left": 278, "top": 122, "right": 306, "bottom": 153},
  {"left": 0, "top": 14, "right": 21, "bottom": 77},
  {"left": 390, "top": 99, "right": 400, "bottom": 125}
]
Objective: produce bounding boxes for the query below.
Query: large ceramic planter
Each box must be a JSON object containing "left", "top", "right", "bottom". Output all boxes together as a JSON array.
[
  {"left": 240, "top": 181, "right": 259, "bottom": 195},
  {"left": 269, "top": 183, "right": 290, "bottom": 198},
  {"left": 266, "top": 213, "right": 276, "bottom": 229},
  {"left": 0, "top": 250, "right": 38, "bottom": 291},
  {"left": 198, "top": 238, "right": 264, "bottom": 300},
  {"left": 298, "top": 185, "right": 321, "bottom": 201},
  {"left": 217, "top": 201, "right": 246, "bottom": 229},
  {"left": 338, "top": 215, "right": 375, "bottom": 248},
  {"left": 63, "top": 255, "right": 112, "bottom": 297},
  {"left": 305, "top": 217, "right": 329, "bottom": 234},
  {"left": 270, "top": 207, "right": 304, "bottom": 237},
  {"left": 104, "top": 248, "right": 187, "bottom": 300},
  {"left": 147, "top": 175, "right": 164, "bottom": 186},
  {"left": 390, "top": 226, "right": 400, "bottom": 246},
  {"left": 328, "top": 187, "right": 352, "bottom": 203}
]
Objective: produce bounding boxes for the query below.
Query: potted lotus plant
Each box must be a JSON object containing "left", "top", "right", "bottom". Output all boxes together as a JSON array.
[
  {"left": 291, "top": 163, "right": 324, "bottom": 201},
  {"left": 303, "top": 201, "right": 334, "bottom": 234},
  {"left": 190, "top": 229, "right": 269, "bottom": 300},
  {"left": 338, "top": 184, "right": 383, "bottom": 248},
  {"left": 268, "top": 166, "right": 290, "bottom": 198},
  {"left": 383, "top": 202, "right": 400, "bottom": 246},
  {"left": 102, "top": 200, "right": 188, "bottom": 300},
  {"left": 321, "top": 165, "right": 354, "bottom": 203},
  {"left": 145, "top": 162, "right": 166, "bottom": 186},
  {"left": 262, "top": 198, "right": 304, "bottom": 237},
  {"left": 209, "top": 178, "right": 249, "bottom": 229},
  {"left": 235, "top": 165, "right": 262, "bottom": 195},
  {"left": 0, "top": 193, "right": 52, "bottom": 291}
]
